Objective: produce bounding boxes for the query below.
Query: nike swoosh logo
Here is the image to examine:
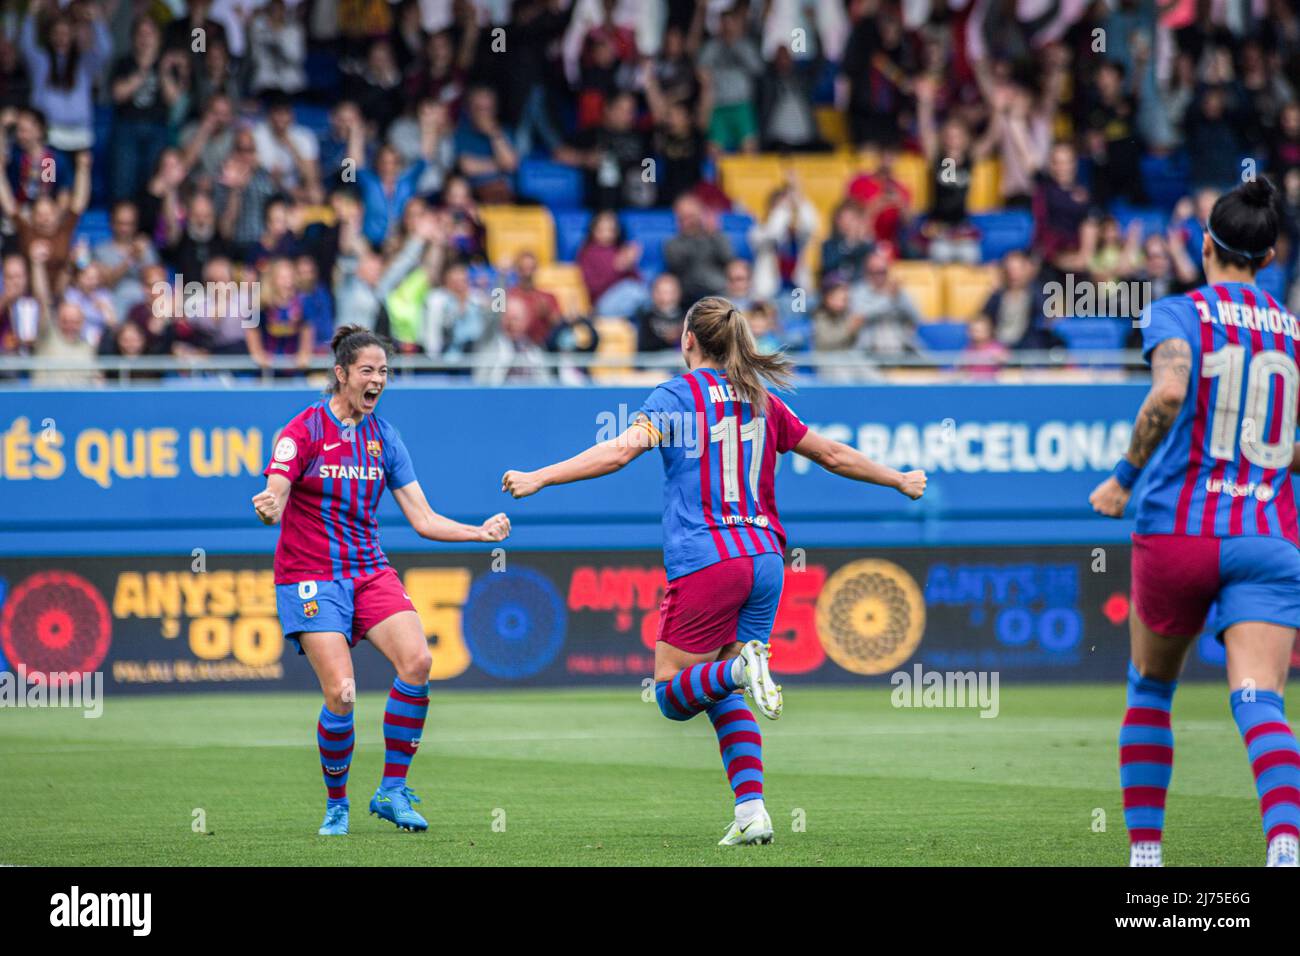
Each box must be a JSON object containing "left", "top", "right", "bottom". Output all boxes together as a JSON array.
[{"left": 324, "top": 442, "right": 342, "bottom": 451}]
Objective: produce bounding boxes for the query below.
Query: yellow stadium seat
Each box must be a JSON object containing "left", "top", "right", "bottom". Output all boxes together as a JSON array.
[
  {"left": 891, "top": 152, "right": 931, "bottom": 214},
  {"left": 967, "top": 158, "right": 1002, "bottom": 213},
  {"left": 941, "top": 264, "right": 1000, "bottom": 321},
  {"left": 889, "top": 260, "right": 944, "bottom": 321},
  {"left": 718, "top": 155, "right": 786, "bottom": 217},
  {"left": 297, "top": 204, "right": 336, "bottom": 228},
  {"left": 815, "top": 107, "right": 849, "bottom": 147},
  {"left": 533, "top": 263, "right": 591, "bottom": 316},
  {"left": 785, "top": 153, "right": 854, "bottom": 221},
  {"left": 480, "top": 205, "right": 556, "bottom": 267},
  {"left": 591, "top": 316, "right": 637, "bottom": 380},
  {"left": 851, "top": 146, "right": 881, "bottom": 175}
]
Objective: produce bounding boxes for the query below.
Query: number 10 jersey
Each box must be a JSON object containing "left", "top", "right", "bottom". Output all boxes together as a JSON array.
[{"left": 1137, "top": 281, "right": 1300, "bottom": 543}]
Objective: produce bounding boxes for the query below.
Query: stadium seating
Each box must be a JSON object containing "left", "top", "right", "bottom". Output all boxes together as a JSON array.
[
  {"left": 535, "top": 263, "right": 591, "bottom": 315},
  {"left": 1053, "top": 317, "right": 1129, "bottom": 351},
  {"left": 967, "top": 158, "right": 1003, "bottom": 213},
  {"left": 916, "top": 321, "right": 971, "bottom": 351},
  {"left": 1111, "top": 202, "right": 1168, "bottom": 239},
  {"left": 716, "top": 154, "right": 786, "bottom": 217},
  {"left": 76, "top": 208, "right": 111, "bottom": 248},
  {"left": 618, "top": 209, "right": 677, "bottom": 270},
  {"left": 814, "top": 108, "right": 849, "bottom": 147},
  {"left": 516, "top": 159, "right": 585, "bottom": 209},
  {"left": 295, "top": 104, "right": 332, "bottom": 139},
  {"left": 718, "top": 211, "right": 755, "bottom": 260},
  {"left": 1139, "top": 152, "right": 1190, "bottom": 211},
  {"left": 889, "top": 260, "right": 944, "bottom": 321},
  {"left": 554, "top": 209, "right": 593, "bottom": 262},
  {"left": 590, "top": 316, "right": 636, "bottom": 379},
  {"left": 480, "top": 205, "right": 556, "bottom": 267},
  {"left": 786, "top": 153, "right": 854, "bottom": 221},
  {"left": 892, "top": 152, "right": 931, "bottom": 213},
  {"left": 971, "top": 210, "right": 1034, "bottom": 262},
  {"left": 941, "top": 264, "right": 1000, "bottom": 320}
]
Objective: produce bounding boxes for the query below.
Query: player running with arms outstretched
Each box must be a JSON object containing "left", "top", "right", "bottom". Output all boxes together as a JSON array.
[
  {"left": 1090, "top": 178, "right": 1300, "bottom": 867},
  {"left": 254, "top": 325, "right": 510, "bottom": 836},
  {"left": 501, "top": 297, "right": 925, "bottom": 846}
]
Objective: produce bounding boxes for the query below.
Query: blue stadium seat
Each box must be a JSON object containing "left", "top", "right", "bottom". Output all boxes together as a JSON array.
[
  {"left": 516, "top": 159, "right": 585, "bottom": 209},
  {"left": 810, "top": 58, "right": 839, "bottom": 105},
  {"left": 554, "top": 210, "right": 592, "bottom": 262},
  {"left": 916, "top": 322, "right": 970, "bottom": 352},
  {"left": 295, "top": 104, "right": 332, "bottom": 138},
  {"left": 620, "top": 209, "right": 677, "bottom": 270},
  {"left": 971, "top": 210, "right": 1033, "bottom": 263},
  {"left": 1139, "top": 152, "right": 1189, "bottom": 211},
  {"left": 91, "top": 105, "right": 114, "bottom": 203},
  {"left": 719, "top": 212, "right": 754, "bottom": 260},
  {"left": 1054, "top": 317, "right": 1128, "bottom": 351},
  {"left": 304, "top": 51, "right": 341, "bottom": 97},
  {"left": 467, "top": 264, "right": 500, "bottom": 289},
  {"left": 1111, "top": 203, "right": 1168, "bottom": 239},
  {"left": 1256, "top": 263, "right": 1289, "bottom": 303},
  {"left": 74, "top": 208, "right": 111, "bottom": 248}
]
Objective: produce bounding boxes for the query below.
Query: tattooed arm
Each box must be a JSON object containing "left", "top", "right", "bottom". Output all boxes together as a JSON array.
[{"left": 1089, "top": 337, "right": 1192, "bottom": 517}]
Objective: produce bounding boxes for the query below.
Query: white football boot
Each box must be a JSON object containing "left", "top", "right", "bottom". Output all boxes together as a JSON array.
[
  {"left": 1268, "top": 834, "right": 1299, "bottom": 867},
  {"left": 736, "top": 640, "right": 782, "bottom": 719},
  {"left": 719, "top": 801, "right": 774, "bottom": 846},
  {"left": 1129, "top": 841, "right": 1163, "bottom": 867}
]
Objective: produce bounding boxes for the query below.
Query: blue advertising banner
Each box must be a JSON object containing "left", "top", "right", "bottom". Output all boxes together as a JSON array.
[
  {"left": 0, "top": 545, "right": 1276, "bottom": 695},
  {"left": 0, "top": 383, "right": 1144, "bottom": 554}
]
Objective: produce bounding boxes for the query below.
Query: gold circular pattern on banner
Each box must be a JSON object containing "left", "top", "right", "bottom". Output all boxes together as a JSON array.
[{"left": 816, "top": 559, "right": 926, "bottom": 675}]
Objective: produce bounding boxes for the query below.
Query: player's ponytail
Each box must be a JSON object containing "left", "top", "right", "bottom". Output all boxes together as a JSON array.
[
  {"left": 328, "top": 325, "right": 390, "bottom": 393},
  {"left": 1206, "top": 177, "right": 1281, "bottom": 271},
  {"left": 684, "top": 296, "right": 793, "bottom": 415}
]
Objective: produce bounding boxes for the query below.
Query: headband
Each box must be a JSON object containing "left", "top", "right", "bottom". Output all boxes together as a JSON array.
[{"left": 1207, "top": 222, "right": 1271, "bottom": 260}]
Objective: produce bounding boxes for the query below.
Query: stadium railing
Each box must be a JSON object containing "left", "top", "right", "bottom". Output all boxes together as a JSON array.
[{"left": 0, "top": 349, "right": 1151, "bottom": 385}]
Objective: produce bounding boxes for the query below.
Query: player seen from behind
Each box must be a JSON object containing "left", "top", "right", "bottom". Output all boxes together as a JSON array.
[
  {"left": 1090, "top": 177, "right": 1300, "bottom": 867},
  {"left": 501, "top": 296, "right": 926, "bottom": 846}
]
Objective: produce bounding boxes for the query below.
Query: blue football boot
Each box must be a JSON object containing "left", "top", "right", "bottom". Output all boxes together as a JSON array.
[
  {"left": 318, "top": 803, "right": 350, "bottom": 836},
  {"left": 369, "top": 785, "right": 428, "bottom": 832}
]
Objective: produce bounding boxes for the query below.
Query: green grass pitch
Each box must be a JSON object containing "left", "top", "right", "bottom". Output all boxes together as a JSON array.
[{"left": 0, "top": 683, "right": 1269, "bottom": 866}]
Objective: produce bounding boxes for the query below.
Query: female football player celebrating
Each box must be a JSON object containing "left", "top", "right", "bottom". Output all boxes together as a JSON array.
[
  {"left": 254, "top": 325, "right": 510, "bottom": 836},
  {"left": 502, "top": 297, "right": 925, "bottom": 846}
]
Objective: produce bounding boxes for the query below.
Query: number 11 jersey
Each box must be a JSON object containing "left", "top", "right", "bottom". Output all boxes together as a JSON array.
[
  {"left": 1137, "top": 281, "right": 1300, "bottom": 543},
  {"left": 635, "top": 368, "right": 810, "bottom": 581}
]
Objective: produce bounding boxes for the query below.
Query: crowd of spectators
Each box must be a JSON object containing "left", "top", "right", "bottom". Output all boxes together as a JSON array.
[{"left": 0, "top": 0, "right": 1298, "bottom": 385}]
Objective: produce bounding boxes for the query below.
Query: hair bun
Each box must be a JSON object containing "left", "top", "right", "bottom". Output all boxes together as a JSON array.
[
  {"left": 331, "top": 324, "right": 367, "bottom": 353},
  {"left": 1239, "top": 177, "right": 1279, "bottom": 209}
]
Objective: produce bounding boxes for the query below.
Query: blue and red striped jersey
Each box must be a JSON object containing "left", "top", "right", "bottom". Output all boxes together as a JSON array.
[
  {"left": 263, "top": 401, "right": 417, "bottom": 583},
  {"left": 636, "top": 368, "right": 809, "bottom": 580},
  {"left": 1136, "top": 282, "right": 1300, "bottom": 543}
]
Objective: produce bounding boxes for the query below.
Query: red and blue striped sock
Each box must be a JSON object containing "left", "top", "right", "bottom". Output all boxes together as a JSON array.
[
  {"left": 707, "top": 694, "right": 764, "bottom": 805},
  {"left": 1231, "top": 689, "right": 1300, "bottom": 848},
  {"left": 1119, "top": 663, "right": 1176, "bottom": 846},
  {"left": 654, "top": 660, "right": 741, "bottom": 721},
  {"left": 381, "top": 678, "right": 428, "bottom": 791},
  {"left": 317, "top": 706, "right": 354, "bottom": 808}
]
